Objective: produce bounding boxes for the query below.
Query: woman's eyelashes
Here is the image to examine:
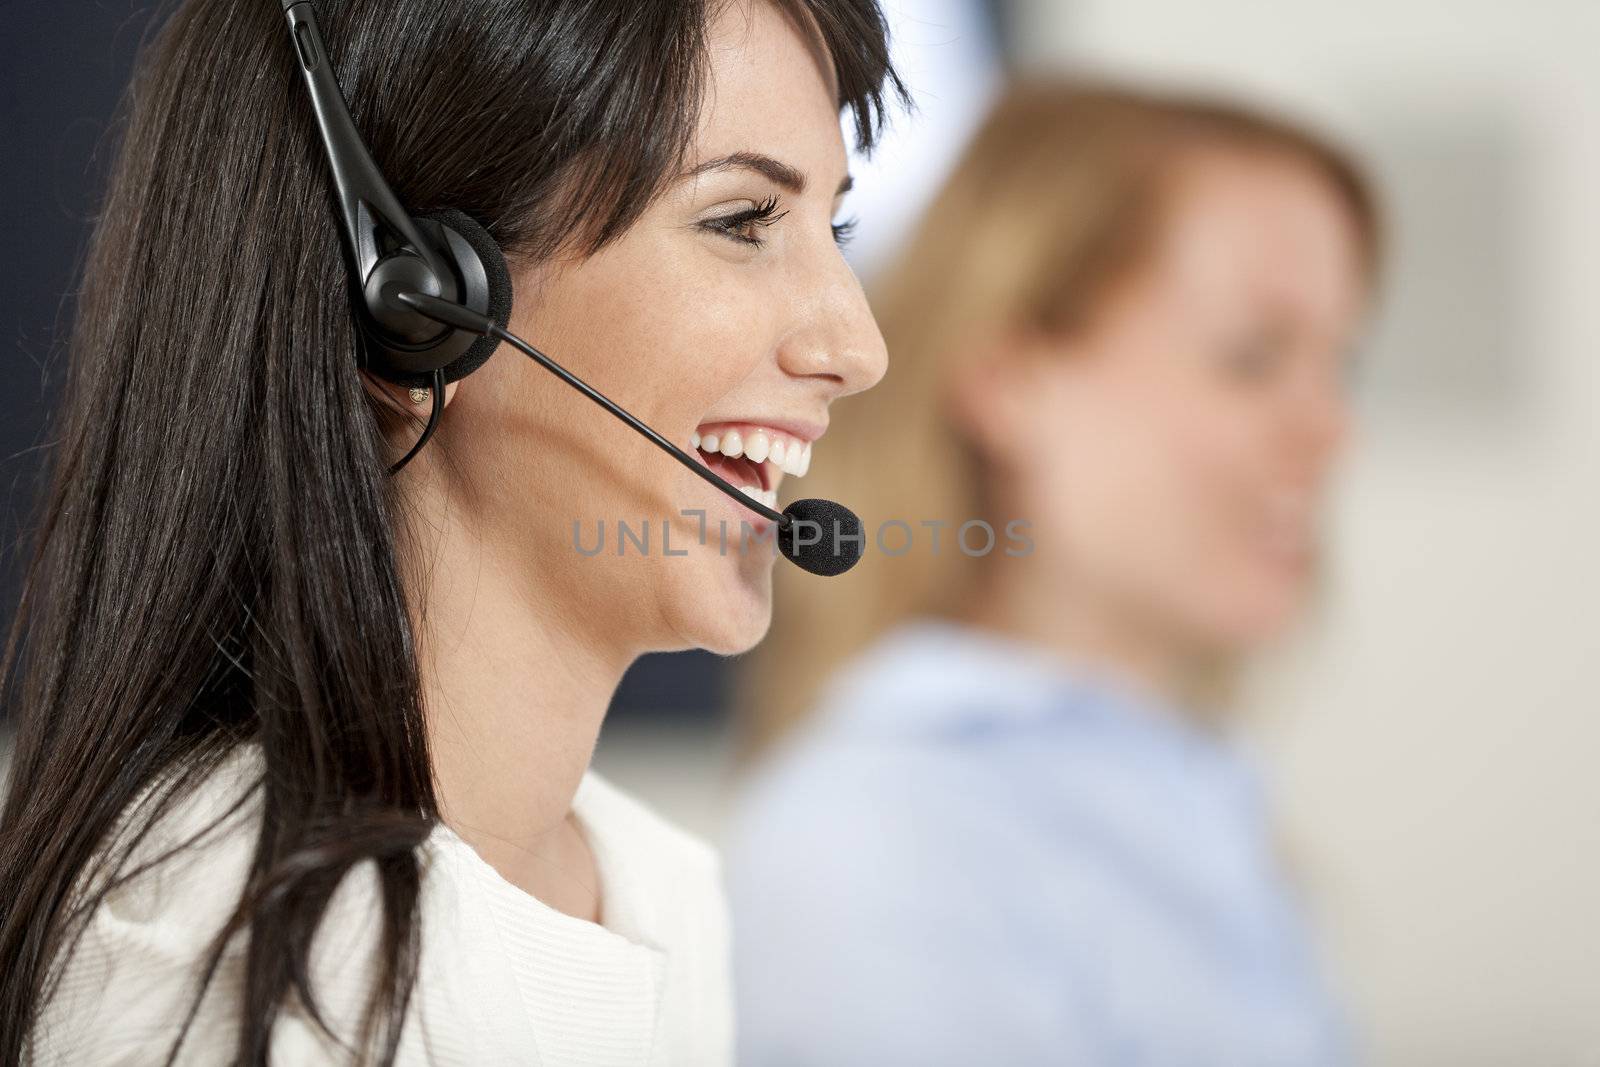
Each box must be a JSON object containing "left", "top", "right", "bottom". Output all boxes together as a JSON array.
[
  {"left": 704, "top": 195, "right": 788, "bottom": 247},
  {"left": 700, "top": 195, "right": 860, "bottom": 249},
  {"left": 829, "top": 216, "right": 859, "bottom": 249}
]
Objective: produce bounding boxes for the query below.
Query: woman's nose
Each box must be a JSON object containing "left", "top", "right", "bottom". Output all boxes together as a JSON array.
[{"left": 776, "top": 251, "right": 888, "bottom": 399}]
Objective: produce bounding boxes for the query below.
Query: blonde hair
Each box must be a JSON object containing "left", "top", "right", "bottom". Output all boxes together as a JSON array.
[{"left": 739, "top": 78, "right": 1380, "bottom": 756}]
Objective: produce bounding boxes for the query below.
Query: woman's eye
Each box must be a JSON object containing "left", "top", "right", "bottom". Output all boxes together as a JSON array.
[
  {"left": 1227, "top": 344, "right": 1276, "bottom": 377},
  {"left": 699, "top": 199, "right": 859, "bottom": 250},
  {"left": 702, "top": 196, "right": 787, "bottom": 247},
  {"left": 1218, "top": 330, "right": 1290, "bottom": 384}
]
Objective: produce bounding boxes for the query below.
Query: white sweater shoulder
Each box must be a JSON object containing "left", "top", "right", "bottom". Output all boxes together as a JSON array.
[{"left": 31, "top": 743, "right": 732, "bottom": 1066}]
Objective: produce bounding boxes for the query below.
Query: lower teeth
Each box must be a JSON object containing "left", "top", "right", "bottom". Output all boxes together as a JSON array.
[{"left": 737, "top": 486, "right": 775, "bottom": 508}]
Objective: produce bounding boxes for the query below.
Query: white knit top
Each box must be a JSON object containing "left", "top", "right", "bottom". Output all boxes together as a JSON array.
[{"left": 30, "top": 743, "right": 733, "bottom": 1065}]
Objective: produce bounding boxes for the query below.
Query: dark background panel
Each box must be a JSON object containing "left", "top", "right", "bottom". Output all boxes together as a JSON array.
[{"left": 1, "top": 1, "right": 156, "bottom": 691}]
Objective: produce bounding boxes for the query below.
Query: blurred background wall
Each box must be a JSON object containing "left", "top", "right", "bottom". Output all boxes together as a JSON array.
[{"left": 4, "top": 2, "right": 1597, "bottom": 1064}]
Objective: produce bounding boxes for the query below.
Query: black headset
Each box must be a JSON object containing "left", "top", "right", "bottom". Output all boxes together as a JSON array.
[{"left": 281, "top": 0, "right": 512, "bottom": 391}]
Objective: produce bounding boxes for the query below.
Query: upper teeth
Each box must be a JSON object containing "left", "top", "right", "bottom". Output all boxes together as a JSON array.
[{"left": 691, "top": 428, "right": 813, "bottom": 478}]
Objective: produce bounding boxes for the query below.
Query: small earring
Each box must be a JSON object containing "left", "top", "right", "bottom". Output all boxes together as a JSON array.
[{"left": 408, "top": 385, "right": 430, "bottom": 405}]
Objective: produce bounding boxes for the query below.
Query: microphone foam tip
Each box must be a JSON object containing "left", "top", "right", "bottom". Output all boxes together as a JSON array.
[{"left": 777, "top": 498, "right": 864, "bottom": 577}]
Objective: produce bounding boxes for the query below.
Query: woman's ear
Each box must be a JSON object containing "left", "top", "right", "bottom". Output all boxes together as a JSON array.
[
  {"left": 358, "top": 370, "right": 460, "bottom": 416},
  {"left": 944, "top": 330, "right": 1066, "bottom": 470}
]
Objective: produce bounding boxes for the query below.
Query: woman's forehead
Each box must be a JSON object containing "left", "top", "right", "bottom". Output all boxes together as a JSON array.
[{"left": 694, "top": 0, "right": 846, "bottom": 168}]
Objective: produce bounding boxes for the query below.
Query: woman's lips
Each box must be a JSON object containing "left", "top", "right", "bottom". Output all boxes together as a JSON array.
[{"left": 1255, "top": 489, "right": 1318, "bottom": 572}]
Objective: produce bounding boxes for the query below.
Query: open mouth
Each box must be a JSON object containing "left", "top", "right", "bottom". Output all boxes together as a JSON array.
[{"left": 691, "top": 422, "right": 815, "bottom": 510}]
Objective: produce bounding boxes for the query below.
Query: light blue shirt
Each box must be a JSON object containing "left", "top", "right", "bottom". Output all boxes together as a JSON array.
[{"left": 727, "top": 619, "right": 1353, "bottom": 1067}]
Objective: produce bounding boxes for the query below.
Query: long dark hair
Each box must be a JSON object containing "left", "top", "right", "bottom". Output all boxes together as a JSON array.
[{"left": 0, "top": 1, "right": 903, "bottom": 1063}]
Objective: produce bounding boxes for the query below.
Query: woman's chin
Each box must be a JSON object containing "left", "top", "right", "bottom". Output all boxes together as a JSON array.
[
  {"left": 674, "top": 566, "right": 773, "bottom": 655},
  {"left": 1203, "top": 586, "right": 1308, "bottom": 651},
  {"left": 693, "top": 610, "right": 772, "bottom": 656}
]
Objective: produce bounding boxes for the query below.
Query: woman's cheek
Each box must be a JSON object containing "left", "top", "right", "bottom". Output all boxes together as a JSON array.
[{"left": 677, "top": 275, "right": 775, "bottom": 392}]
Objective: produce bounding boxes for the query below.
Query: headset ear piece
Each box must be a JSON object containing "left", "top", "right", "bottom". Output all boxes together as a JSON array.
[{"left": 397, "top": 208, "right": 513, "bottom": 387}]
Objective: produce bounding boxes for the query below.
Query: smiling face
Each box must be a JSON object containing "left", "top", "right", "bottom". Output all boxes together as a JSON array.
[
  {"left": 993, "top": 148, "right": 1366, "bottom": 655},
  {"left": 442, "top": 0, "right": 884, "bottom": 657}
]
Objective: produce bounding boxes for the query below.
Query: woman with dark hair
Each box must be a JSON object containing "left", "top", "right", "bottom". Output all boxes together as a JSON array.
[{"left": 0, "top": 0, "right": 901, "bottom": 1063}]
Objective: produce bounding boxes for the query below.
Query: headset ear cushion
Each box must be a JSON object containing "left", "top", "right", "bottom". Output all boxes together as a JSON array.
[{"left": 418, "top": 208, "right": 514, "bottom": 385}]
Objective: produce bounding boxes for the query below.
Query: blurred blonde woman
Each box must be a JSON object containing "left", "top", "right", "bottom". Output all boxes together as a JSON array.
[{"left": 728, "top": 80, "right": 1380, "bottom": 1067}]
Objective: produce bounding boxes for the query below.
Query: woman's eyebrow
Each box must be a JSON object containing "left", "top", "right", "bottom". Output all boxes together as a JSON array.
[{"left": 684, "top": 151, "right": 853, "bottom": 195}]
